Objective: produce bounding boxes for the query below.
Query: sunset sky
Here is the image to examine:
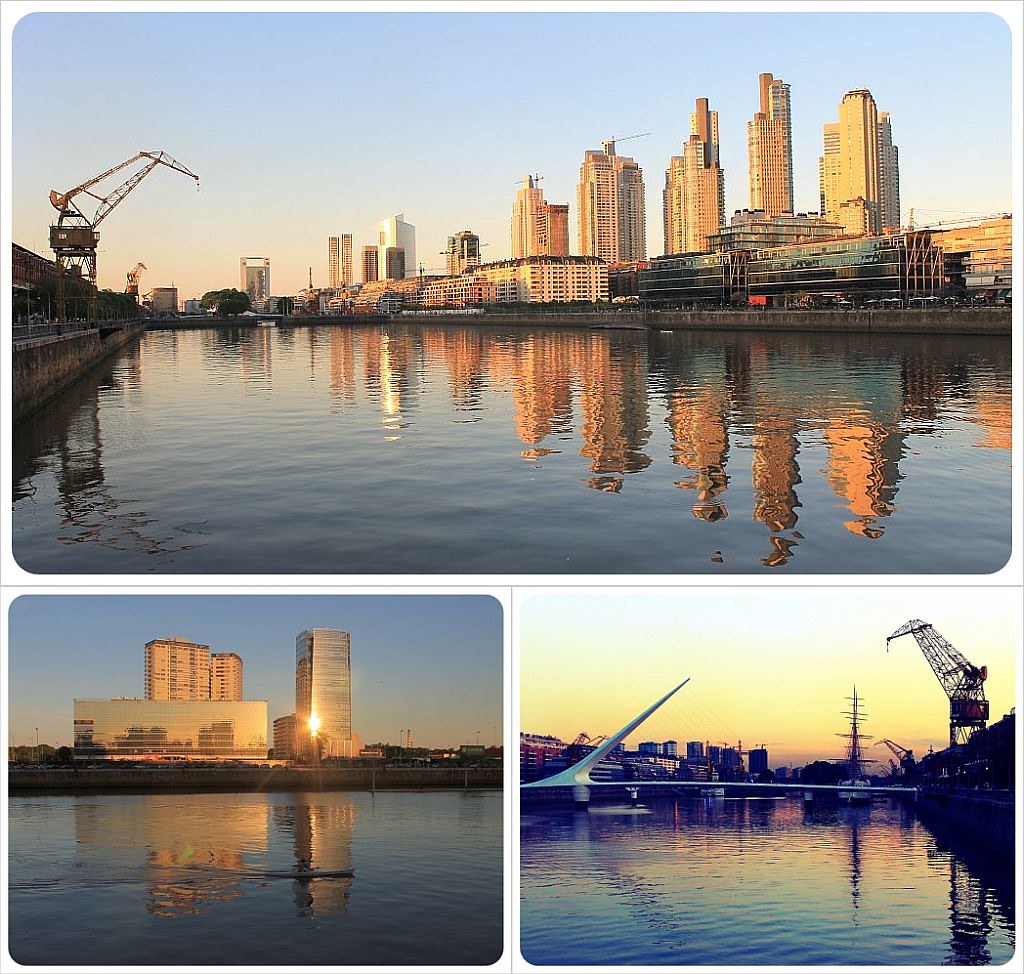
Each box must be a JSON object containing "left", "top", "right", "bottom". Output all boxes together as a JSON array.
[
  {"left": 519, "top": 588, "right": 1018, "bottom": 768},
  {"left": 7, "top": 595, "right": 503, "bottom": 750},
  {"left": 11, "top": 10, "right": 1012, "bottom": 299}
]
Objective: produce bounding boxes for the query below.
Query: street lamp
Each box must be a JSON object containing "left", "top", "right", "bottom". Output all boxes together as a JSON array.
[{"left": 35, "top": 727, "right": 39, "bottom": 765}]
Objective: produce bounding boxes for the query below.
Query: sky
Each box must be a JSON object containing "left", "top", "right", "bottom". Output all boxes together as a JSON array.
[
  {"left": 7, "top": 594, "right": 503, "bottom": 749},
  {"left": 519, "top": 588, "right": 1019, "bottom": 768},
  {"left": 10, "top": 10, "right": 1013, "bottom": 300}
]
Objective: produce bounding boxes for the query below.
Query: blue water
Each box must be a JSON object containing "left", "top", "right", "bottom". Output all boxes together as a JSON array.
[
  {"left": 7, "top": 790, "right": 503, "bottom": 966},
  {"left": 12, "top": 324, "right": 1011, "bottom": 573},
  {"left": 520, "top": 796, "right": 1014, "bottom": 966}
]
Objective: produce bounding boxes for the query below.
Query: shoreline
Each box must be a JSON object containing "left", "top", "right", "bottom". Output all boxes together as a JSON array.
[
  {"left": 144, "top": 306, "right": 1011, "bottom": 336},
  {"left": 8, "top": 766, "right": 503, "bottom": 795}
]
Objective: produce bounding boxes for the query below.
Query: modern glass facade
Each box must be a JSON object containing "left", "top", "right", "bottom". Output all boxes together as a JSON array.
[
  {"left": 295, "top": 629, "right": 352, "bottom": 758},
  {"left": 640, "top": 252, "right": 730, "bottom": 305},
  {"left": 641, "top": 232, "right": 942, "bottom": 306},
  {"left": 73, "top": 699, "right": 268, "bottom": 760},
  {"left": 747, "top": 233, "right": 941, "bottom": 300}
]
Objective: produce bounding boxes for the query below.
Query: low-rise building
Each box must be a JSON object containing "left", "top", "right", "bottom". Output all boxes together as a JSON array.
[
  {"left": 273, "top": 713, "right": 297, "bottom": 761},
  {"left": 73, "top": 698, "right": 268, "bottom": 761},
  {"left": 706, "top": 210, "right": 843, "bottom": 253},
  {"left": 640, "top": 231, "right": 944, "bottom": 307},
  {"left": 929, "top": 215, "right": 1011, "bottom": 302}
]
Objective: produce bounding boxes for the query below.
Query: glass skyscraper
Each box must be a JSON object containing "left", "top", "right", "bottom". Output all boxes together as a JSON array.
[{"left": 295, "top": 628, "right": 352, "bottom": 758}]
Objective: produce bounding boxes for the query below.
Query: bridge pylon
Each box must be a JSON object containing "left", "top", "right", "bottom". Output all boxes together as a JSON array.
[{"left": 522, "top": 678, "right": 691, "bottom": 807}]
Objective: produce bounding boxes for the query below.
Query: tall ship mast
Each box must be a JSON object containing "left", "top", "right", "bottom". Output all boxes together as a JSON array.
[{"left": 837, "top": 686, "right": 874, "bottom": 803}]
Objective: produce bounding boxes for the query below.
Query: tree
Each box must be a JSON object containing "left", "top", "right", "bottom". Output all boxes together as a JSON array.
[
  {"left": 275, "top": 296, "right": 294, "bottom": 316},
  {"left": 800, "top": 760, "right": 844, "bottom": 785},
  {"left": 55, "top": 746, "right": 74, "bottom": 764},
  {"left": 201, "top": 288, "right": 251, "bottom": 316}
]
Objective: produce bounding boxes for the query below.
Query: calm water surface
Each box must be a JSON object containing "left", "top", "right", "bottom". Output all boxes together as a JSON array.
[
  {"left": 12, "top": 324, "right": 1011, "bottom": 573},
  {"left": 8, "top": 790, "right": 502, "bottom": 966},
  {"left": 520, "top": 797, "right": 1014, "bottom": 966}
]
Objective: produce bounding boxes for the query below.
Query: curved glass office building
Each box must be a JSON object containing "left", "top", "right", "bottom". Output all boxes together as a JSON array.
[{"left": 295, "top": 628, "right": 353, "bottom": 758}]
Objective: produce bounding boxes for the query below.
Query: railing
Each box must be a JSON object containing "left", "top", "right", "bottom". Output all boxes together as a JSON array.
[{"left": 12, "top": 319, "right": 138, "bottom": 345}]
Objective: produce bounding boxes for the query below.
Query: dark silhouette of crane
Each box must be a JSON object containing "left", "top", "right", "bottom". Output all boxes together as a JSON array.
[
  {"left": 874, "top": 739, "right": 916, "bottom": 780},
  {"left": 49, "top": 151, "right": 199, "bottom": 320},
  {"left": 887, "top": 620, "right": 989, "bottom": 748},
  {"left": 125, "top": 261, "right": 147, "bottom": 299}
]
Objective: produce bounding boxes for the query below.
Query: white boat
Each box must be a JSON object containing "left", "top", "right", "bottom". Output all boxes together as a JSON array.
[{"left": 256, "top": 319, "right": 277, "bottom": 327}]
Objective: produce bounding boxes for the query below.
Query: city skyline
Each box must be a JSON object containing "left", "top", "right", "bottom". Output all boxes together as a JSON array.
[
  {"left": 520, "top": 589, "right": 1017, "bottom": 768},
  {"left": 7, "top": 595, "right": 503, "bottom": 749},
  {"left": 10, "top": 11, "right": 1012, "bottom": 299}
]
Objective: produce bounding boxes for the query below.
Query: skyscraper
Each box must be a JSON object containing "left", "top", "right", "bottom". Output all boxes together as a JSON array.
[
  {"left": 446, "top": 230, "right": 482, "bottom": 275},
  {"left": 578, "top": 140, "right": 647, "bottom": 263},
  {"left": 819, "top": 89, "right": 899, "bottom": 236},
  {"left": 328, "top": 236, "right": 341, "bottom": 289},
  {"left": 378, "top": 214, "right": 416, "bottom": 280},
  {"left": 328, "top": 234, "right": 354, "bottom": 289},
  {"left": 511, "top": 177, "right": 570, "bottom": 259},
  {"left": 361, "top": 245, "right": 379, "bottom": 283},
  {"left": 664, "top": 98, "right": 726, "bottom": 254},
  {"left": 239, "top": 257, "right": 271, "bottom": 310},
  {"left": 747, "top": 72, "right": 793, "bottom": 216},
  {"left": 384, "top": 246, "right": 406, "bottom": 281},
  {"left": 878, "top": 112, "right": 901, "bottom": 230},
  {"left": 145, "top": 637, "right": 211, "bottom": 701},
  {"left": 295, "top": 628, "right": 353, "bottom": 759},
  {"left": 210, "top": 652, "right": 243, "bottom": 701}
]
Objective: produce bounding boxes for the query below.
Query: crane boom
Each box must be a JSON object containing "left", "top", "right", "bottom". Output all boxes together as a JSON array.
[
  {"left": 48, "top": 150, "right": 198, "bottom": 321},
  {"left": 887, "top": 619, "right": 988, "bottom": 747}
]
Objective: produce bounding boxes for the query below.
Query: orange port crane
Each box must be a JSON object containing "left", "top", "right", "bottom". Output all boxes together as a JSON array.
[
  {"left": 887, "top": 620, "right": 989, "bottom": 748},
  {"left": 125, "top": 261, "right": 147, "bottom": 298},
  {"left": 49, "top": 150, "right": 199, "bottom": 320}
]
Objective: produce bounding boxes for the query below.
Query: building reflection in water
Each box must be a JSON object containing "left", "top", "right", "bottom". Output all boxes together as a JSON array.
[
  {"left": 577, "top": 336, "right": 651, "bottom": 491},
  {"left": 74, "top": 798, "right": 269, "bottom": 918},
  {"left": 823, "top": 414, "right": 905, "bottom": 539},
  {"left": 666, "top": 387, "right": 731, "bottom": 521},
  {"left": 278, "top": 799, "right": 357, "bottom": 918},
  {"left": 14, "top": 327, "right": 1012, "bottom": 570}
]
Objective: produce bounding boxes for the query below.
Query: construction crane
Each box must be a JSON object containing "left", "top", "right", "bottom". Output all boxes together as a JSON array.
[
  {"left": 874, "top": 739, "right": 916, "bottom": 780},
  {"left": 608, "top": 132, "right": 652, "bottom": 144},
  {"left": 49, "top": 150, "right": 199, "bottom": 320},
  {"left": 125, "top": 261, "right": 147, "bottom": 298},
  {"left": 565, "top": 732, "right": 607, "bottom": 763},
  {"left": 887, "top": 620, "right": 989, "bottom": 748}
]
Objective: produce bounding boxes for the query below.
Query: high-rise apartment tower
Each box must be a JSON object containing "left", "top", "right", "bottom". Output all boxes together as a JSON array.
[
  {"left": 747, "top": 73, "right": 794, "bottom": 217},
  {"left": 819, "top": 89, "right": 899, "bottom": 236},
  {"left": 512, "top": 177, "right": 571, "bottom": 259},
  {"left": 361, "top": 245, "right": 379, "bottom": 283},
  {"left": 578, "top": 140, "right": 647, "bottom": 263},
  {"left": 145, "top": 637, "right": 211, "bottom": 701},
  {"left": 664, "top": 98, "right": 726, "bottom": 254},
  {"left": 446, "top": 230, "right": 482, "bottom": 275},
  {"left": 328, "top": 234, "right": 354, "bottom": 288},
  {"left": 210, "top": 652, "right": 243, "bottom": 701}
]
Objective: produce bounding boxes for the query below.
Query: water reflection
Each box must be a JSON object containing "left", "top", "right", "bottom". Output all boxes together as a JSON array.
[
  {"left": 72, "top": 796, "right": 356, "bottom": 920},
  {"left": 520, "top": 797, "right": 1015, "bottom": 966},
  {"left": 12, "top": 325, "right": 1011, "bottom": 573}
]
